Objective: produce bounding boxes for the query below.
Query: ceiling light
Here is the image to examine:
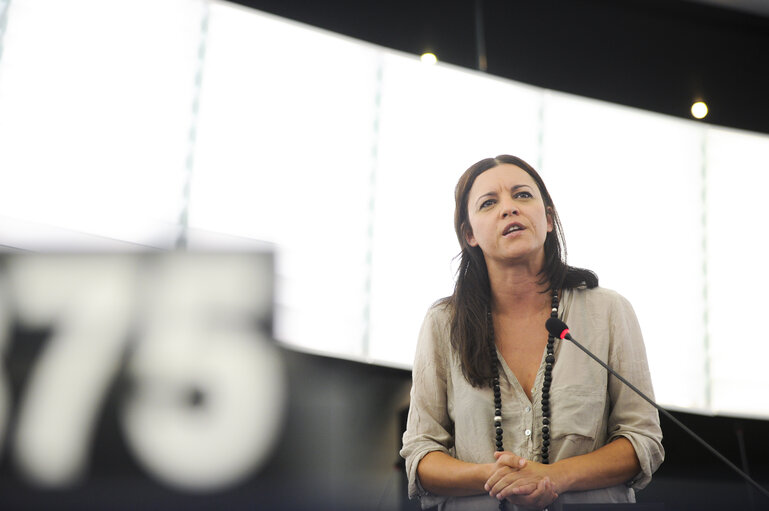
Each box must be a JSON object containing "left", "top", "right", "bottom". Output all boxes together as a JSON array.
[
  {"left": 691, "top": 101, "right": 708, "bottom": 119},
  {"left": 420, "top": 53, "right": 437, "bottom": 65}
]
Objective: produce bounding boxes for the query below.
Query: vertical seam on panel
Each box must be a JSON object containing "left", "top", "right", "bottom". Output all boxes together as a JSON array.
[
  {"left": 361, "top": 54, "right": 384, "bottom": 358},
  {"left": 701, "top": 127, "right": 712, "bottom": 411},
  {"left": 177, "top": 0, "right": 210, "bottom": 249}
]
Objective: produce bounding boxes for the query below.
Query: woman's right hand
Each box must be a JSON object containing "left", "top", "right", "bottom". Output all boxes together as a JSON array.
[{"left": 485, "top": 452, "right": 559, "bottom": 509}]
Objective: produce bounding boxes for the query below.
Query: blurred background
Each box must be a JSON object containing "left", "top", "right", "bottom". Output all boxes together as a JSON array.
[{"left": 0, "top": 0, "right": 768, "bottom": 509}]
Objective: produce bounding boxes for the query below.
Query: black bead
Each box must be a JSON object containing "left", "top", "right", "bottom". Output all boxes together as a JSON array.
[
  {"left": 496, "top": 427, "right": 503, "bottom": 436},
  {"left": 542, "top": 405, "right": 549, "bottom": 413},
  {"left": 542, "top": 418, "right": 550, "bottom": 425},
  {"left": 543, "top": 439, "right": 550, "bottom": 447},
  {"left": 545, "top": 354, "right": 555, "bottom": 364},
  {"left": 495, "top": 408, "right": 501, "bottom": 416},
  {"left": 542, "top": 426, "right": 549, "bottom": 434},
  {"left": 496, "top": 441, "right": 503, "bottom": 449},
  {"left": 542, "top": 433, "right": 550, "bottom": 440},
  {"left": 542, "top": 398, "right": 549, "bottom": 405}
]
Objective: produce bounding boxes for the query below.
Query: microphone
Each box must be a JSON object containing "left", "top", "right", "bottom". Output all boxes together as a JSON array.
[
  {"left": 546, "top": 317, "right": 571, "bottom": 341},
  {"left": 545, "top": 317, "right": 769, "bottom": 500}
]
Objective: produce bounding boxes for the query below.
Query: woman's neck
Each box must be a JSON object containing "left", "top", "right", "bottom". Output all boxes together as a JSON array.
[{"left": 487, "top": 262, "right": 551, "bottom": 317}]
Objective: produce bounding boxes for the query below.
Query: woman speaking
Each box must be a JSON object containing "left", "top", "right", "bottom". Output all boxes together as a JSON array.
[{"left": 400, "top": 155, "right": 663, "bottom": 510}]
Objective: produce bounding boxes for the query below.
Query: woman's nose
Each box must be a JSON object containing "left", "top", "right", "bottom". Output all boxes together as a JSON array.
[{"left": 501, "top": 201, "right": 519, "bottom": 217}]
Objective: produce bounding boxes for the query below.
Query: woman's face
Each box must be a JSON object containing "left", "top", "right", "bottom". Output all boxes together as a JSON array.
[{"left": 464, "top": 164, "right": 553, "bottom": 269}]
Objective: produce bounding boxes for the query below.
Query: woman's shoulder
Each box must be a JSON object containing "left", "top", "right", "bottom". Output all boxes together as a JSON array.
[
  {"left": 567, "top": 285, "right": 634, "bottom": 310},
  {"left": 414, "top": 298, "right": 454, "bottom": 359},
  {"left": 425, "top": 297, "right": 453, "bottom": 324}
]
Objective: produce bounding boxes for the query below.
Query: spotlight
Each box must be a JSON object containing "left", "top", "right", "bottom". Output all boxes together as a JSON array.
[
  {"left": 691, "top": 101, "right": 708, "bottom": 119},
  {"left": 420, "top": 53, "right": 437, "bottom": 65}
]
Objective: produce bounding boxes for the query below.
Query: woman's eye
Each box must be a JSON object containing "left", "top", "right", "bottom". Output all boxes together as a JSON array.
[
  {"left": 480, "top": 199, "right": 495, "bottom": 209},
  {"left": 514, "top": 191, "right": 533, "bottom": 199}
]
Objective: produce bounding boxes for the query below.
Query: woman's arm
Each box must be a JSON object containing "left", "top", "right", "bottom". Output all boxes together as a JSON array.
[
  {"left": 487, "top": 437, "right": 639, "bottom": 501},
  {"left": 417, "top": 451, "right": 497, "bottom": 496},
  {"left": 548, "top": 436, "right": 640, "bottom": 493}
]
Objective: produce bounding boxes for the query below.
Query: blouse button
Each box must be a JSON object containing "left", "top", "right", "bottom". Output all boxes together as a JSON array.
[
  {"left": 524, "top": 429, "right": 532, "bottom": 436},
  {"left": 525, "top": 406, "right": 531, "bottom": 413}
]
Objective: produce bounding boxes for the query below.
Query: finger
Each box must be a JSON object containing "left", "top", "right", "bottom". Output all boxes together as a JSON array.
[
  {"left": 492, "top": 474, "right": 542, "bottom": 499},
  {"left": 500, "top": 479, "right": 555, "bottom": 507},
  {"left": 484, "top": 466, "right": 513, "bottom": 492},
  {"left": 487, "top": 472, "right": 518, "bottom": 497},
  {"left": 531, "top": 477, "right": 559, "bottom": 508},
  {"left": 488, "top": 473, "right": 524, "bottom": 497},
  {"left": 494, "top": 452, "right": 527, "bottom": 469},
  {"left": 495, "top": 480, "right": 538, "bottom": 499}
]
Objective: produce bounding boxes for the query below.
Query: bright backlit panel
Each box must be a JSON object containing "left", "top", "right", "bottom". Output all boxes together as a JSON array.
[
  {"left": 189, "top": 2, "right": 379, "bottom": 357},
  {"left": 540, "top": 91, "right": 708, "bottom": 411},
  {"left": 0, "top": 0, "right": 203, "bottom": 248},
  {"left": 705, "top": 126, "right": 769, "bottom": 417},
  {"left": 1, "top": 0, "right": 768, "bottom": 419}
]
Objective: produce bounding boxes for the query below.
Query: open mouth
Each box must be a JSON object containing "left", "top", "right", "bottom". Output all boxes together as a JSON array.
[{"left": 503, "top": 223, "right": 524, "bottom": 236}]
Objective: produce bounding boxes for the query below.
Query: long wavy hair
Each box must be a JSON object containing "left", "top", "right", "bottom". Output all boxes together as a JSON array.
[{"left": 443, "top": 155, "right": 598, "bottom": 387}]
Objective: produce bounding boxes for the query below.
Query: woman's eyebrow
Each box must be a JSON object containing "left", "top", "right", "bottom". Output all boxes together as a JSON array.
[{"left": 474, "top": 191, "right": 497, "bottom": 207}]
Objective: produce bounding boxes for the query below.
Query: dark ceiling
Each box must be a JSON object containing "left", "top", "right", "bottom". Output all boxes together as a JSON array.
[{"left": 233, "top": 0, "right": 769, "bottom": 136}]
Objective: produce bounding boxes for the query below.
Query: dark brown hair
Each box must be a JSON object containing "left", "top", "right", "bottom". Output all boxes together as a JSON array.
[{"left": 444, "top": 154, "right": 597, "bottom": 387}]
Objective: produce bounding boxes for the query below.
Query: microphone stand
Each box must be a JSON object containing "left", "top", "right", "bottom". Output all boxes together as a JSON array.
[{"left": 560, "top": 329, "right": 769, "bottom": 500}]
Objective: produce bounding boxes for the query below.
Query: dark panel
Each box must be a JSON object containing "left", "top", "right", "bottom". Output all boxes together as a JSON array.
[{"left": 233, "top": 0, "right": 769, "bottom": 135}]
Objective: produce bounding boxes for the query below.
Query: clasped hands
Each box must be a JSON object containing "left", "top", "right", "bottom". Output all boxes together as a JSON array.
[{"left": 484, "top": 452, "right": 559, "bottom": 510}]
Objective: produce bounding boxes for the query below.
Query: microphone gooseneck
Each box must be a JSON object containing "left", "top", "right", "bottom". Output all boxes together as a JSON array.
[{"left": 551, "top": 319, "right": 769, "bottom": 500}]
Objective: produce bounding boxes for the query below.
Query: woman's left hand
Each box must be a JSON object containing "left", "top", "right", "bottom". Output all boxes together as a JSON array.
[{"left": 485, "top": 451, "right": 559, "bottom": 508}]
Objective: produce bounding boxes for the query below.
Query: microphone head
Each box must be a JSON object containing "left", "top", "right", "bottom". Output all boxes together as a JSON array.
[{"left": 546, "top": 317, "right": 570, "bottom": 339}]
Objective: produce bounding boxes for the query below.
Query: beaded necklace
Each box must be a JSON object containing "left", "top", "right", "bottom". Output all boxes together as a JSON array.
[{"left": 488, "top": 289, "right": 559, "bottom": 509}]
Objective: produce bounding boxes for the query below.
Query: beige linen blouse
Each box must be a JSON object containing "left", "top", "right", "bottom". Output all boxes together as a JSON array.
[{"left": 400, "top": 286, "right": 664, "bottom": 510}]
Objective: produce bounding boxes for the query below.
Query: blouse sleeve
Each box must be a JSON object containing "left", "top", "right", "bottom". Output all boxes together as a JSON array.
[
  {"left": 606, "top": 293, "right": 665, "bottom": 490},
  {"left": 399, "top": 305, "right": 455, "bottom": 500}
]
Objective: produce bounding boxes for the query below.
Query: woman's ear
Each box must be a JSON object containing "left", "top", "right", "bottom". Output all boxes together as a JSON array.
[
  {"left": 546, "top": 207, "right": 554, "bottom": 233},
  {"left": 463, "top": 224, "right": 478, "bottom": 247}
]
